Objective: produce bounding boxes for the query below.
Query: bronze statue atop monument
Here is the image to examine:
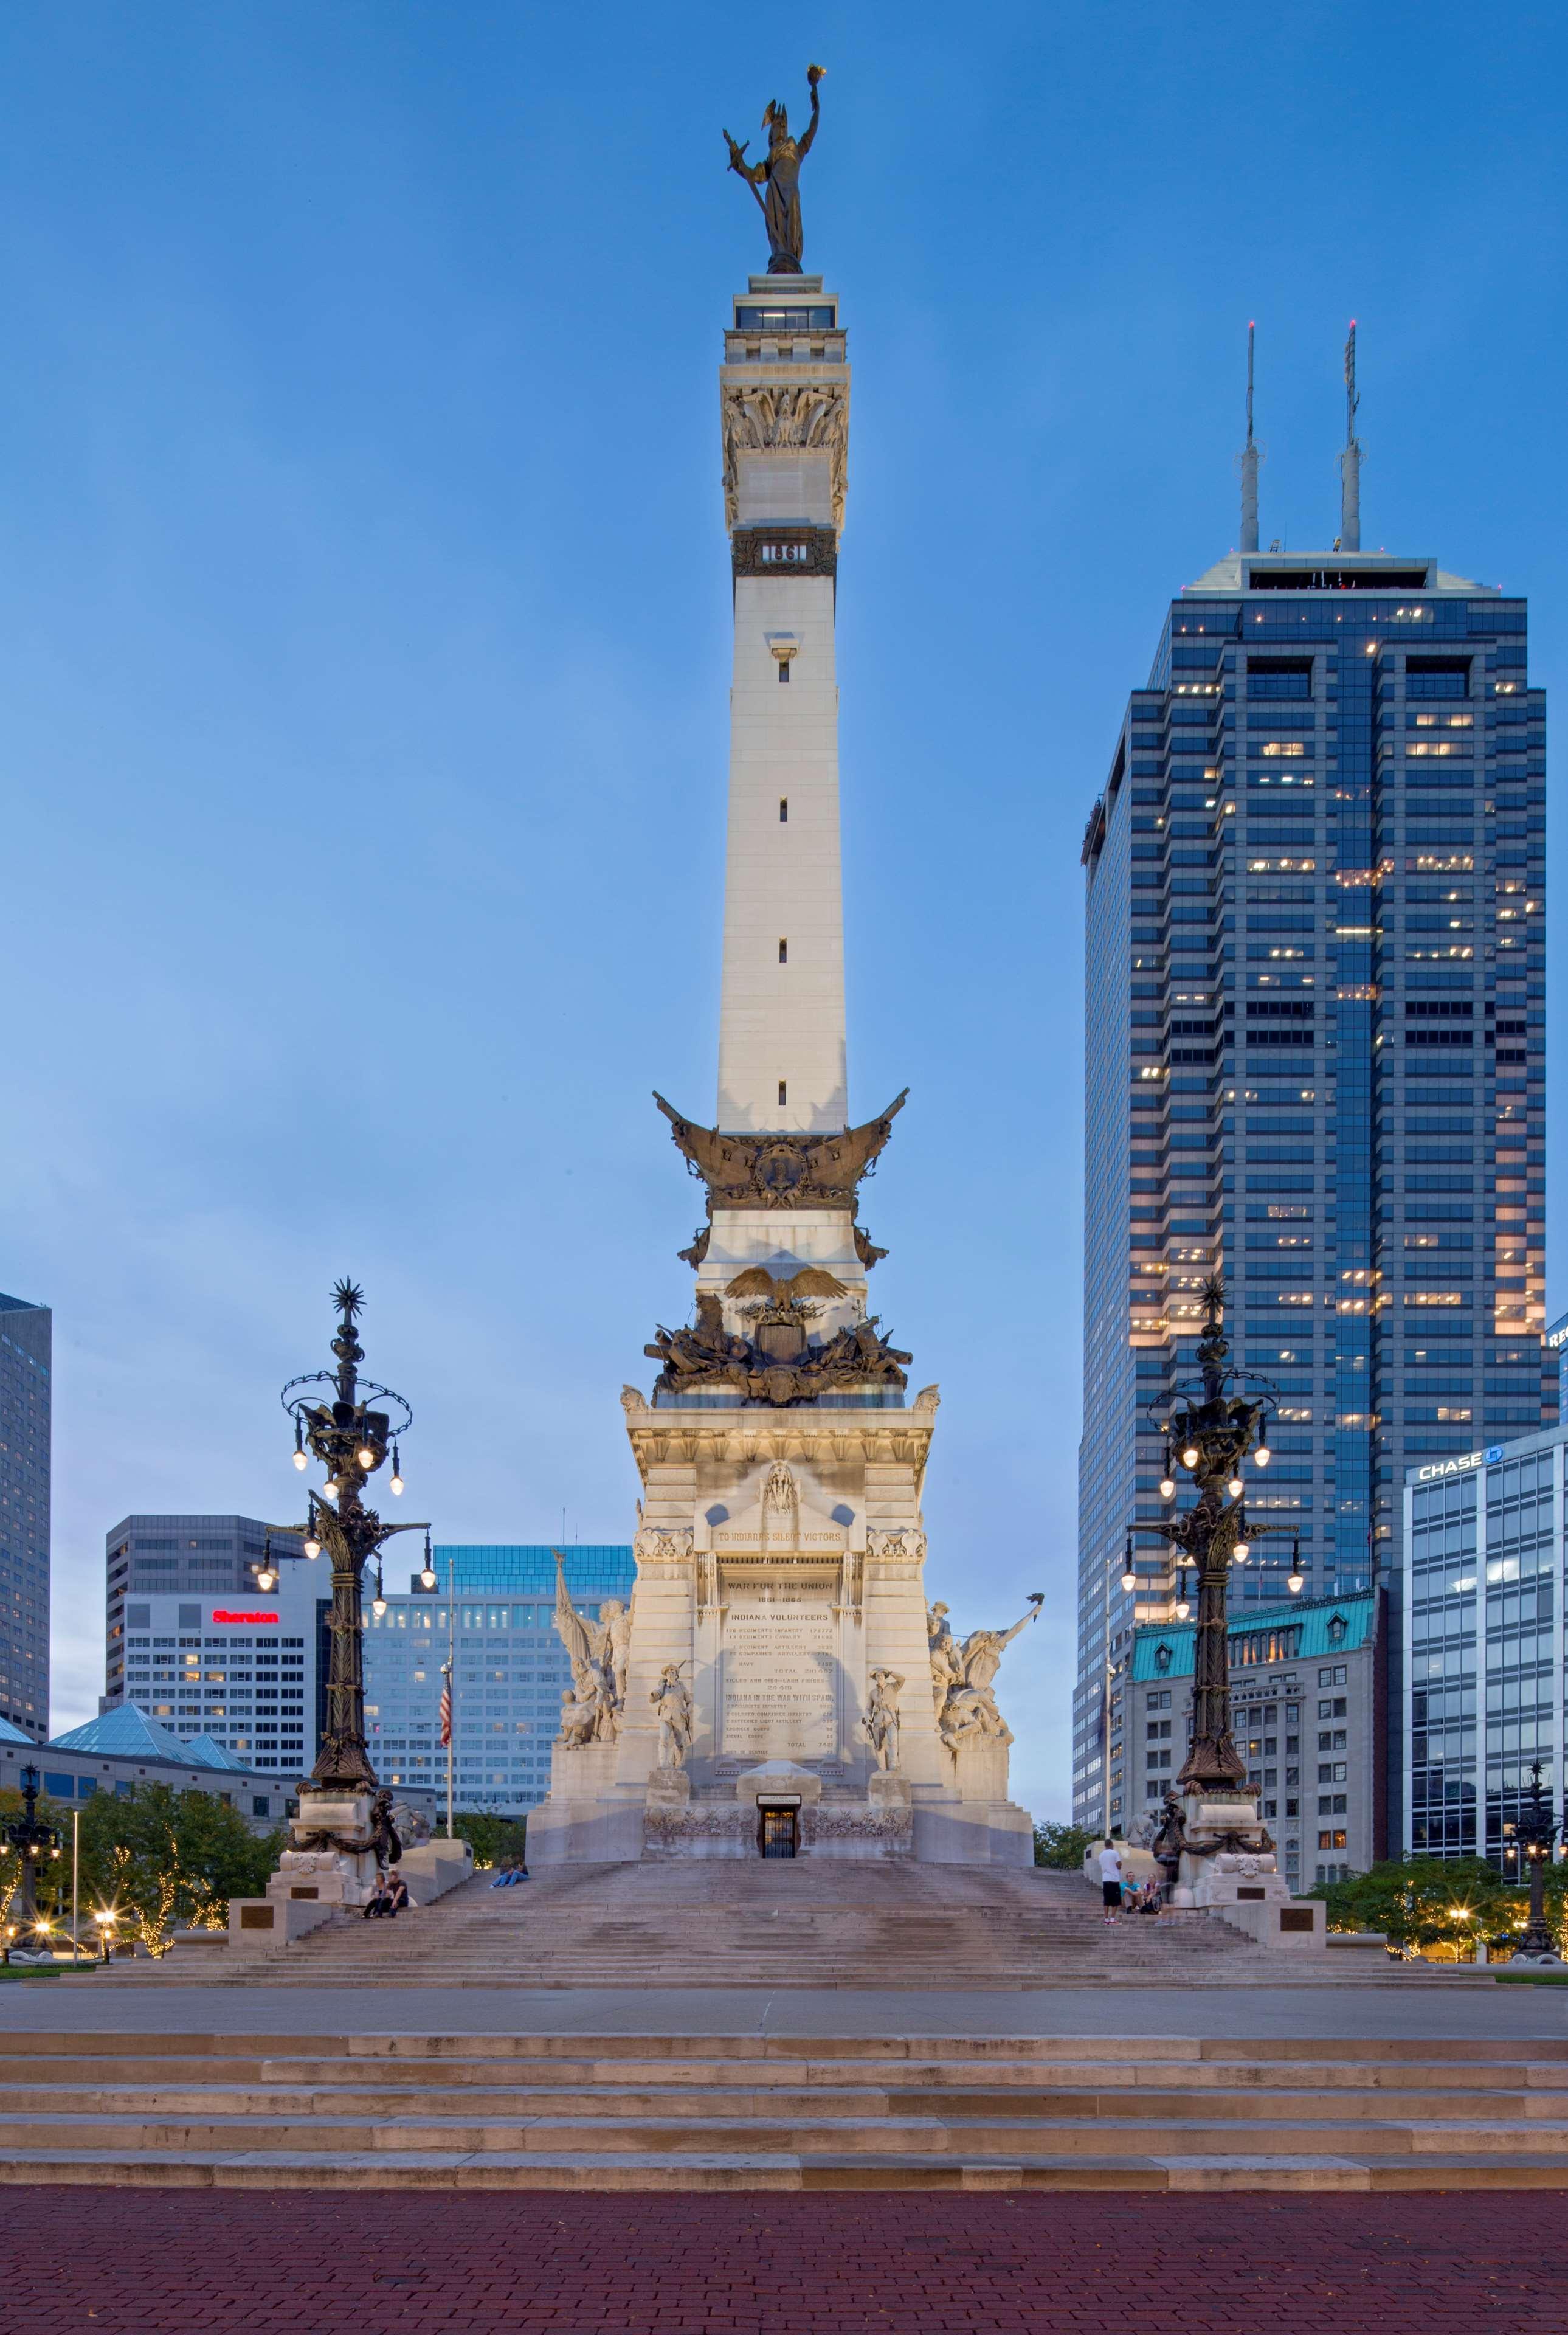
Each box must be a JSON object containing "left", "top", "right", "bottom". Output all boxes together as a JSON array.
[{"left": 724, "top": 64, "right": 824, "bottom": 275}]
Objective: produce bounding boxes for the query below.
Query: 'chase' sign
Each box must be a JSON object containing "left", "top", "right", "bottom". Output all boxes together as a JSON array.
[{"left": 1414, "top": 1447, "right": 1506, "bottom": 1484}]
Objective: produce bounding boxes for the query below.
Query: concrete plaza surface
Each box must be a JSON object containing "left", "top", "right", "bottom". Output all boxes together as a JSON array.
[
  {"left": 5, "top": 2188, "right": 1567, "bottom": 2333},
  {"left": 1, "top": 1977, "right": 1564, "bottom": 2040}
]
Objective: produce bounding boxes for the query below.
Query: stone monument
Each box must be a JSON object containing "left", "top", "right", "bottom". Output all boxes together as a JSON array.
[{"left": 528, "top": 91, "right": 1038, "bottom": 1867}]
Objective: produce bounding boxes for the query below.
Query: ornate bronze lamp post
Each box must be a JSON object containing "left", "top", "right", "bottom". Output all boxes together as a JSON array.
[
  {"left": 1511, "top": 1760, "right": 1563, "bottom": 1967},
  {"left": 1144, "top": 1277, "right": 1278, "bottom": 1793},
  {"left": 1131, "top": 1278, "right": 1302, "bottom": 1920},
  {"left": 279, "top": 1280, "right": 430, "bottom": 1789},
  {"left": 1, "top": 1763, "right": 63, "bottom": 1953}
]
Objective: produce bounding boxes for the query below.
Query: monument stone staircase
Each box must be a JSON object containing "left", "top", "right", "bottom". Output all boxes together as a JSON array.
[
  {"left": 133, "top": 1863, "right": 1314, "bottom": 1988},
  {"left": 1, "top": 2027, "right": 1566, "bottom": 2193}
]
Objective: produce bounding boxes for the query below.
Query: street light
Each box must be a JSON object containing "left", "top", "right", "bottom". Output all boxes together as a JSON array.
[
  {"left": 277, "top": 1282, "right": 430, "bottom": 1795},
  {"left": 1511, "top": 1760, "right": 1563, "bottom": 1967},
  {"left": 1, "top": 1764, "right": 63, "bottom": 1939},
  {"left": 1138, "top": 1275, "right": 1285, "bottom": 1801}
]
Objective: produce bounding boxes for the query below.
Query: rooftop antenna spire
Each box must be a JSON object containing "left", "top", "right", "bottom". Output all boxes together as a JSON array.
[
  {"left": 1338, "top": 319, "right": 1363, "bottom": 552},
  {"left": 1238, "top": 320, "right": 1260, "bottom": 553}
]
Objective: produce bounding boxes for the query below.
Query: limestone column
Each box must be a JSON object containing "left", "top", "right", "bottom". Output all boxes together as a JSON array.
[{"left": 717, "top": 278, "right": 849, "bottom": 1133}]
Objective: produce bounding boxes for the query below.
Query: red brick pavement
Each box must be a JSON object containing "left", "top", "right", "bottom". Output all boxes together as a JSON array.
[{"left": 5, "top": 2188, "right": 1566, "bottom": 2333}]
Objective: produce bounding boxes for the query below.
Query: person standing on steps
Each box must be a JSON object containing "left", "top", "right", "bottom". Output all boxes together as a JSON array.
[{"left": 1098, "top": 1838, "right": 1123, "bottom": 1925}]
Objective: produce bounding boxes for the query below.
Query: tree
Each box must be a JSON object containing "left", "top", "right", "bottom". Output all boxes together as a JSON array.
[
  {"left": 1033, "top": 1821, "right": 1097, "bottom": 1870},
  {"left": 451, "top": 1810, "right": 528, "bottom": 1869},
  {"left": 1309, "top": 1855, "right": 1510, "bottom": 1957},
  {"left": 77, "top": 1787, "right": 281, "bottom": 1956}
]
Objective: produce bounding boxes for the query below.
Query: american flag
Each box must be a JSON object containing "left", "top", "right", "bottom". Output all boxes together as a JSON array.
[{"left": 439, "top": 1676, "right": 452, "bottom": 1748}]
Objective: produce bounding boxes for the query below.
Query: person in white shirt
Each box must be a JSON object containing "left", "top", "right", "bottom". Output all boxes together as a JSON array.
[{"left": 1098, "top": 1839, "right": 1124, "bottom": 1924}]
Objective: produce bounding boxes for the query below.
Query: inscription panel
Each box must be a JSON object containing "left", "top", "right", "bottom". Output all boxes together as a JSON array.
[{"left": 721, "top": 1602, "right": 837, "bottom": 1760}]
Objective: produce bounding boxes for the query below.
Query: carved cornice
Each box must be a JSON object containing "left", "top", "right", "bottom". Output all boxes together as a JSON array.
[
  {"left": 721, "top": 382, "right": 849, "bottom": 531},
  {"left": 731, "top": 523, "right": 837, "bottom": 582},
  {"left": 621, "top": 1405, "right": 936, "bottom": 1484}
]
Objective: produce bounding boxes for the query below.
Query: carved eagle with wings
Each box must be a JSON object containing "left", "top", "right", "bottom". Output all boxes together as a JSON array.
[{"left": 724, "top": 1265, "right": 849, "bottom": 1300}]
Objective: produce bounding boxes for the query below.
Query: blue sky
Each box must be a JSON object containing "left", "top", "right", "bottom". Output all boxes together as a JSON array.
[{"left": 3, "top": 3, "right": 1563, "bottom": 1813}]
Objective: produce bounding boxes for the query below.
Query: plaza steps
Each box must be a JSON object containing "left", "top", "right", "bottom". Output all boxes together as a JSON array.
[
  {"left": 1, "top": 2030, "right": 1567, "bottom": 2191},
  {"left": 130, "top": 1863, "right": 1318, "bottom": 1988}
]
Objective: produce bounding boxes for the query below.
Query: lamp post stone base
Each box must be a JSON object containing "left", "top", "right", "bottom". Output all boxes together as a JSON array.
[
  {"left": 254, "top": 1787, "right": 384, "bottom": 1911},
  {"left": 1168, "top": 1787, "right": 1287, "bottom": 1911}
]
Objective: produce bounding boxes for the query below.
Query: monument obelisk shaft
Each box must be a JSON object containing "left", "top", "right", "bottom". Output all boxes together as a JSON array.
[{"left": 717, "top": 287, "right": 849, "bottom": 1132}]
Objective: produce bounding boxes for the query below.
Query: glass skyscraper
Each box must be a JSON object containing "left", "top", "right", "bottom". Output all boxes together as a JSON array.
[
  {"left": 1076, "top": 547, "right": 1551, "bottom": 1859},
  {"left": 363, "top": 1545, "right": 634, "bottom": 1814},
  {"left": 0, "top": 1294, "right": 51, "bottom": 1742}
]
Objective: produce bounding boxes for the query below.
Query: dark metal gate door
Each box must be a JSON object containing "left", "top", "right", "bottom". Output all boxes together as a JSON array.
[{"left": 759, "top": 1807, "right": 798, "bottom": 1859}]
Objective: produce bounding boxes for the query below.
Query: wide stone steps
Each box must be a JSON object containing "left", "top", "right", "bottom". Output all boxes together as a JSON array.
[
  {"left": 4, "top": 2032, "right": 1567, "bottom": 2191},
  {"left": 164, "top": 1865, "right": 1299, "bottom": 1987}
]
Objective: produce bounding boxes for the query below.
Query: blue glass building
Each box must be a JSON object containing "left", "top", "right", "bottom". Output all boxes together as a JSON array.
[
  {"left": 362, "top": 1545, "right": 635, "bottom": 1814},
  {"left": 0, "top": 1294, "right": 51, "bottom": 1742},
  {"left": 1076, "top": 548, "right": 1552, "bottom": 1861},
  {"left": 1403, "top": 1426, "right": 1567, "bottom": 1865}
]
